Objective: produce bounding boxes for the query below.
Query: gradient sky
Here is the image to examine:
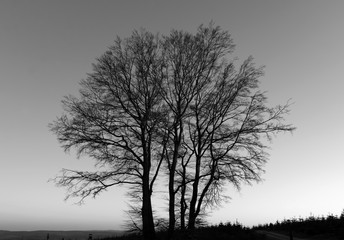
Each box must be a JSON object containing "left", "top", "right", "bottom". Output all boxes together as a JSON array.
[{"left": 1, "top": 0, "right": 344, "bottom": 231}]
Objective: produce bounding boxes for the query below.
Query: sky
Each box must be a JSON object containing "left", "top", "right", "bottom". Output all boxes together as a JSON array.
[{"left": 0, "top": 0, "right": 344, "bottom": 231}]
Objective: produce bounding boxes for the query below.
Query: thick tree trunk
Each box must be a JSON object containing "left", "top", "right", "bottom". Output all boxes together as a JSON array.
[
  {"left": 142, "top": 140, "right": 156, "bottom": 240},
  {"left": 142, "top": 169, "right": 156, "bottom": 240},
  {"left": 188, "top": 196, "right": 197, "bottom": 230}
]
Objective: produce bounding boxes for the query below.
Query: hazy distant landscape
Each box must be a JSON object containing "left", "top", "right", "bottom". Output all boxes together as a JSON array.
[{"left": 0, "top": 230, "right": 123, "bottom": 240}]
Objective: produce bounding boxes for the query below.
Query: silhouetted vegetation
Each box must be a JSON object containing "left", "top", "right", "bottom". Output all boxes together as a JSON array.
[
  {"left": 254, "top": 211, "right": 344, "bottom": 239},
  {"left": 98, "top": 222, "right": 266, "bottom": 240}
]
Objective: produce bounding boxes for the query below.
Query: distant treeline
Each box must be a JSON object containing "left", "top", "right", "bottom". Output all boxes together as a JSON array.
[
  {"left": 254, "top": 211, "right": 344, "bottom": 239},
  {"left": 99, "top": 222, "right": 265, "bottom": 240}
]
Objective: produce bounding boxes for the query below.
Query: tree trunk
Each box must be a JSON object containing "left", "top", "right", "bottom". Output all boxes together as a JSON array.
[
  {"left": 180, "top": 166, "right": 187, "bottom": 230},
  {"left": 142, "top": 145, "right": 156, "bottom": 240},
  {"left": 167, "top": 129, "right": 180, "bottom": 239},
  {"left": 188, "top": 201, "right": 197, "bottom": 230},
  {"left": 142, "top": 178, "right": 155, "bottom": 240},
  {"left": 168, "top": 163, "right": 176, "bottom": 239},
  {"left": 188, "top": 156, "right": 201, "bottom": 230}
]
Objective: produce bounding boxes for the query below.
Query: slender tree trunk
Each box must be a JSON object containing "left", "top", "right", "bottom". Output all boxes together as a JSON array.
[
  {"left": 180, "top": 162, "right": 186, "bottom": 231},
  {"left": 167, "top": 130, "right": 180, "bottom": 239},
  {"left": 168, "top": 159, "right": 176, "bottom": 239},
  {"left": 180, "top": 154, "right": 189, "bottom": 230},
  {"left": 191, "top": 157, "right": 217, "bottom": 224},
  {"left": 188, "top": 156, "right": 201, "bottom": 230},
  {"left": 180, "top": 178, "right": 186, "bottom": 230}
]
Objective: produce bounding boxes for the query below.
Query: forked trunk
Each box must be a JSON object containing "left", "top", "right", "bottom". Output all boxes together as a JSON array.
[{"left": 167, "top": 122, "right": 184, "bottom": 239}]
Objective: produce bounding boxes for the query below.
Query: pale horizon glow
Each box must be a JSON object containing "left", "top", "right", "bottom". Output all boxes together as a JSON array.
[{"left": 1, "top": 0, "right": 344, "bottom": 231}]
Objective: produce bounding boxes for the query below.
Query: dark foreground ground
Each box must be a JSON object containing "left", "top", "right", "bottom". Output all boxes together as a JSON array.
[
  {"left": 100, "top": 214, "right": 344, "bottom": 240},
  {"left": 0, "top": 228, "right": 340, "bottom": 240},
  {"left": 101, "top": 229, "right": 342, "bottom": 240},
  {"left": 101, "top": 225, "right": 266, "bottom": 240},
  {"left": 2, "top": 213, "right": 343, "bottom": 240},
  {"left": 0, "top": 225, "right": 264, "bottom": 240}
]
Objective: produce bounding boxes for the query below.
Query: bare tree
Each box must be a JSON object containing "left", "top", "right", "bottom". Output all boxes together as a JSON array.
[
  {"left": 156, "top": 23, "right": 293, "bottom": 233},
  {"left": 156, "top": 23, "right": 294, "bottom": 231},
  {"left": 183, "top": 55, "right": 295, "bottom": 230},
  {"left": 50, "top": 23, "right": 295, "bottom": 239},
  {"left": 156, "top": 23, "right": 238, "bottom": 238},
  {"left": 50, "top": 30, "right": 167, "bottom": 240}
]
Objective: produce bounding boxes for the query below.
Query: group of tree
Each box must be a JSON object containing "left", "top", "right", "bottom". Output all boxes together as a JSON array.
[{"left": 50, "top": 23, "right": 294, "bottom": 240}]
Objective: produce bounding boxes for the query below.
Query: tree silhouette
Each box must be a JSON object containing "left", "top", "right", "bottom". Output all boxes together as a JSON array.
[
  {"left": 50, "top": 23, "right": 295, "bottom": 240},
  {"left": 184, "top": 56, "right": 295, "bottom": 230},
  {"left": 158, "top": 24, "right": 295, "bottom": 233},
  {"left": 158, "top": 24, "right": 236, "bottom": 237},
  {"left": 50, "top": 30, "right": 167, "bottom": 240}
]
